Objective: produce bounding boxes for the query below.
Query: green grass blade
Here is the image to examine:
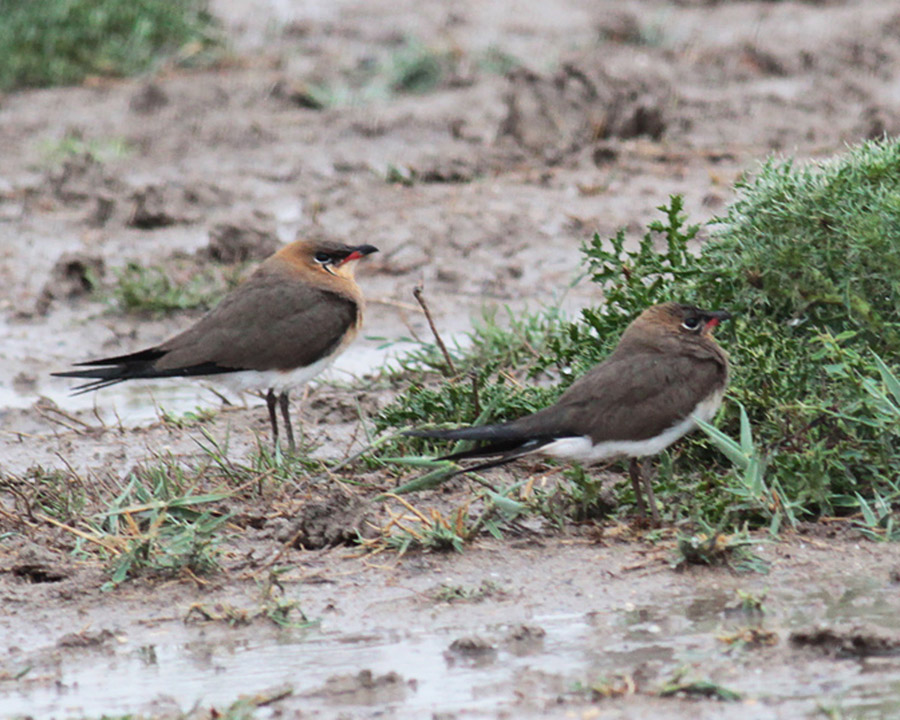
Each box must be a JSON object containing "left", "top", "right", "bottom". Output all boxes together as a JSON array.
[
  {"left": 873, "top": 353, "right": 900, "bottom": 410},
  {"left": 739, "top": 404, "right": 753, "bottom": 454},
  {"left": 96, "top": 492, "right": 230, "bottom": 516},
  {"left": 694, "top": 416, "right": 750, "bottom": 470},
  {"left": 381, "top": 457, "right": 459, "bottom": 494},
  {"left": 855, "top": 492, "right": 878, "bottom": 527},
  {"left": 485, "top": 491, "right": 527, "bottom": 518}
]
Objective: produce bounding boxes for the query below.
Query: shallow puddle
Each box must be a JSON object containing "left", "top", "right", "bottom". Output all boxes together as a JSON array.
[
  {"left": 2, "top": 320, "right": 435, "bottom": 427},
  {"left": 6, "top": 582, "right": 900, "bottom": 719}
]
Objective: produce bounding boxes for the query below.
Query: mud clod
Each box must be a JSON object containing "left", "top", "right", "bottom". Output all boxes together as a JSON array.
[
  {"left": 204, "top": 219, "right": 281, "bottom": 263},
  {"left": 857, "top": 105, "right": 900, "bottom": 140},
  {"left": 739, "top": 45, "right": 789, "bottom": 77},
  {"left": 48, "top": 153, "right": 119, "bottom": 204},
  {"left": 504, "top": 624, "right": 547, "bottom": 657},
  {"left": 130, "top": 82, "right": 169, "bottom": 114},
  {"left": 57, "top": 629, "right": 115, "bottom": 648},
  {"left": 498, "top": 62, "right": 668, "bottom": 162},
  {"left": 505, "top": 624, "right": 546, "bottom": 642},
  {"left": 127, "top": 185, "right": 198, "bottom": 228},
  {"left": 87, "top": 192, "right": 116, "bottom": 227},
  {"left": 417, "top": 157, "right": 480, "bottom": 184},
  {"left": 279, "top": 492, "right": 373, "bottom": 549},
  {"left": 315, "top": 669, "right": 410, "bottom": 704},
  {"left": 12, "top": 372, "right": 37, "bottom": 392},
  {"left": 790, "top": 624, "right": 900, "bottom": 658},
  {"left": 592, "top": 143, "right": 619, "bottom": 166},
  {"left": 36, "top": 252, "right": 105, "bottom": 314},
  {"left": 448, "top": 635, "right": 496, "bottom": 655},
  {"left": 11, "top": 563, "right": 67, "bottom": 584},
  {"left": 595, "top": 9, "right": 643, "bottom": 44},
  {"left": 270, "top": 78, "right": 326, "bottom": 110}
]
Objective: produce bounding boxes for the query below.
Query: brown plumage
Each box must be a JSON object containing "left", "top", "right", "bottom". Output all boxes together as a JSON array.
[
  {"left": 408, "top": 302, "right": 731, "bottom": 525},
  {"left": 53, "top": 238, "right": 378, "bottom": 451}
]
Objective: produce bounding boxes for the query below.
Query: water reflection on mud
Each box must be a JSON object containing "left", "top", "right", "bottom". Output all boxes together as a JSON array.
[{"left": 6, "top": 582, "right": 900, "bottom": 719}]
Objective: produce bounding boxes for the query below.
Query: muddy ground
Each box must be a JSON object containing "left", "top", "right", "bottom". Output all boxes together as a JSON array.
[{"left": 3, "top": 0, "right": 900, "bottom": 717}]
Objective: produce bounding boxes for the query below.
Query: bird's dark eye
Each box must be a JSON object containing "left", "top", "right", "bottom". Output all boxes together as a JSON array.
[
  {"left": 314, "top": 252, "right": 331, "bottom": 264},
  {"left": 682, "top": 316, "right": 700, "bottom": 330}
]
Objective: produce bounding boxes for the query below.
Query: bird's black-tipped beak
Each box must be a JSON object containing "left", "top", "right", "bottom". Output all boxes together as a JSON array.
[
  {"left": 342, "top": 244, "right": 379, "bottom": 263},
  {"left": 702, "top": 308, "right": 731, "bottom": 332}
]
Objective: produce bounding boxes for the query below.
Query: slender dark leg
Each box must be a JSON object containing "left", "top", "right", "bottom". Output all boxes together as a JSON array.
[
  {"left": 278, "top": 390, "right": 295, "bottom": 453},
  {"left": 640, "top": 460, "right": 661, "bottom": 527},
  {"left": 266, "top": 388, "right": 279, "bottom": 449},
  {"left": 628, "top": 457, "right": 647, "bottom": 519}
]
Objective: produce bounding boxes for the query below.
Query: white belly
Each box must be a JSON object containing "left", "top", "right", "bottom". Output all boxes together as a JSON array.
[
  {"left": 541, "top": 389, "right": 725, "bottom": 463},
  {"left": 207, "top": 353, "right": 337, "bottom": 395}
]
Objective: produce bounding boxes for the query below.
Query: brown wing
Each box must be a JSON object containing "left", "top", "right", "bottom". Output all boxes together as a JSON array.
[
  {"left": 156, "top": 265, "right": 358, "bottom": 372},
  {"left": 514, "top": 351, "right": 727, "bottom": 443}
]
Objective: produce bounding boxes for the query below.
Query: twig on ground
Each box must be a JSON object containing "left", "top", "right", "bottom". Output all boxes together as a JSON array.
[
  {"left": 34, "top": 512, "right": 119, "bottom": 552},
  {"left": 370, "top": 297, "right": 425, "bottom": 313},
  {"left": 381, "top": 492, "right": 432, "bottom": 524},
  {"left": 470, "top": 371, "right": 481, "bottom": 418},
  {"left": 34, "top": 408, "right": 87, "bottom": 435},
  {"left": 413, "top": 284, "right": 457, "bottom": 377}
]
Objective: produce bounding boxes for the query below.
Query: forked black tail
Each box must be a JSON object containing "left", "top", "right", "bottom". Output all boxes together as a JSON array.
[
  {"left": 405, "top": 424, "right": 555, "bottom": 475},
  {"left": 52, "top": 348, "right": 236, "bottom": 394}
]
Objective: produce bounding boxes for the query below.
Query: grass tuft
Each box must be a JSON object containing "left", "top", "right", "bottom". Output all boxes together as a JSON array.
[
  {"left": 388, "top": 39, "right": 447, "bottom": 94},
  {"left": 0, "top": 0, "right": 222, "bottom": 91},
  {"left": 185, "top": 569, "right": 314, "bottom": 628},
  {"left": 432, "top": 580, "right": 504, "bottom": 603},
  {"left": 107, "top": 261, "right": 242, "bottom": 314},
  {"left": 673, "top": 526, "right": 769, "bottom": 574},
  {"left": 97, "top": 456, "right": 232, "bottom": 586},
  {"left": 39, "top": 132, "right": 132, "bottom": 166},
  {"left": 658, "top": 671, "right": 742, "bottom": 702},
  {"left": 300, "top": 39, "right": 518, "bottom": 109}
]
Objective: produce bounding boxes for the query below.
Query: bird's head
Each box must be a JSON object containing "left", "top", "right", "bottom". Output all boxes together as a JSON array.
[
  {"left": 656, "top": 302, "right": 731, "bottom": 336},
  {"left": 283, "top": 239, "right": 379, "bottom": 281},
  {"left": 622, "top": 302, "right": 732, "bottom": 352}
]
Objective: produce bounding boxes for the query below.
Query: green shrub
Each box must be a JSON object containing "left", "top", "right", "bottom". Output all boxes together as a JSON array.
[
  {"left": 377, "top": 138, "right": 900, "bottom": 526},
  {"left": 691, "top": 140, "right": 900, "bottom": 514},
  {"left": 697, "top": 141, "right": 900, "bottom": 352},
  {"left": 0, "top": 0, "right": 220, "bottom": 90}
]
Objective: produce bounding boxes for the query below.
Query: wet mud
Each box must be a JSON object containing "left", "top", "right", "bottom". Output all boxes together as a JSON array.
[
  {"left": 4, "top": 539, "right": 900, "bottom": 718},
  {"left": 3, "top": 0, "right": 900, "bottom": 717}
]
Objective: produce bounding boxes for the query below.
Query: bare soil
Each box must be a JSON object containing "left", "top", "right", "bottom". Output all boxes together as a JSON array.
[{"left": 3, "top": 1, "right": 900, "bottom": 717}]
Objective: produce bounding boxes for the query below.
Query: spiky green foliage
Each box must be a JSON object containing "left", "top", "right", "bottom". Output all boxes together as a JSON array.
[
  {"left": 98, "top": 457, "right": 230, "bottom": 586},
  {"left": 0, "top": 0, "right": 221, "bottom": 90},
  {"left": 697, "top": 142, "right": 900, "bottom": 352}
]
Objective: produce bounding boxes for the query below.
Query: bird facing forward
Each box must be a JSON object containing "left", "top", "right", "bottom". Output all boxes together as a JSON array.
[
  {"left": 54, "top": 238, "right": 378, "bottom": 451},
  {"left": 408, "top": 302, "right": 731, "bottom": 525}
]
